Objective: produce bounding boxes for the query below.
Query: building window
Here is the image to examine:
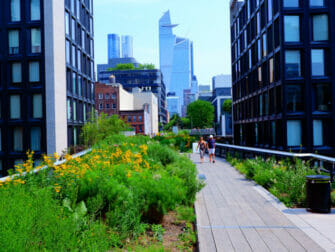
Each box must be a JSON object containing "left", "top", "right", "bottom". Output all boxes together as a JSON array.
[
  {"left": 257, "top": 39, "right": 261, "bottom": 61},
  {"left": 78, "top": 76, "right": 82, "bottom": 96},
  {"left": 67, "top": 99, "right": 71, "bottom": 120},
  {"left": 257, "top": 12, "right": 261, "bottom": 34},
  {"left": 283, "top": 0, "right": 299, "bottom": 7},
  {"left": 29, "top": 62, "right": 40, "bottom": 82},
  {"left": 284, "top": 16, "right": 300, "bottom": 42},
  {"left": 72, "top": 72, "right": 76, "bottom": 94},
  {"left": 8, "top": 30, "right": 19, "bottom": 55},
  {"left": 33, "top": 94, "right": 43, "bottom": 118},
  {"left": 98, "top": 93, "right": 103, "bottom": 99},
  {"left": 99, "top": 103, "right": 103, "bottom": 110},
  {"left": 286, "top": 85, "right": 304, "bottom": 112},
  {"left": 262, "top": 33, "right": 267, "bottom": 57},
  {"left": 83, "top": 105, "right": 86, "bottom": 121},
  {"left": 11, "top": 0, "right": 21, "bottom": 22},
  {"left": 268, "top": 0, "right": 273, "bottom": 21},
  {"left": 139, "top": 116, "right": 142, "bottom": 122},
  {"left": 105, "top": 94, "right": 110, "bottom": 99},
  {"left": 310, "top": 0, "right": 324, "bottom": 7},
  {"left": 77, "top": 50, "right": 81, "bottom": 71},
  {"left": 313, "top": 14, "right": 328, "bottom": 41},
  {"left": 285, "top": 50, "right": 301, "bottom": 78},
  {"left": 313, "top": 120, "right": 323, "bottom": 146},
  {"left": 311, "top": 49, "right": 325, "bottom": 76},
  {"left": 73, "top": 101, "right": 77, "bottom": 121},
  {"left": 287, "top": 120, "right": 302, "bottom": 147},
  {"left": 30, "top": 0, "right": 40, "bottom": 21},
  {"left": 269, "top": 58, "right": 274, "bottom": 83},
  {"left": 112, "top": 104, "right": 116, "bottom": 109},
  {"left": 10, "top": 95, "right": 21, "bottom": 119},
  {"left": 65, "top": 12, "right": 70, "bottom": 35},
  {"left": 128, "top": 116, "right": 131, "bottom": 122},
  {"left": 72, "top": 45, "right": 76, "bottom": 67},
  {"left": 31, "top": 127, "right": 41, "bottom": 151},
  {"left": 71, "top": 18, "right": 76, "bottom": 40},
  {"left": 314, "top": 84, "right": 331, "bottom": 111},
  {"left": 12, "top": 62, "right": 22, "bottom": 83},
  {"left": 133, "top": 116, "right": 137, "bottom": 122},
  {"left": 66, "top": 40, "right": 70, "bottom": 64},
  {"left": 76, "top": 0, "right": 80, "bottom": 18},
  {"left": 74, "top": 127, "right": 77, "bottom": 146},
  {"left": 31, "top": 28, "right": 41, "bottom": 53},
  {"left": 106, "top": 104, "right": 110, "bottom": 109},
  {"left": 13, "top": 127, "right": 23, "bottom": 151}
]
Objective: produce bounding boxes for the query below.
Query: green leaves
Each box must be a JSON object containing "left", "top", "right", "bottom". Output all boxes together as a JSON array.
[{"left": 187, "top": 100, "right": 215, "bottom": 129}]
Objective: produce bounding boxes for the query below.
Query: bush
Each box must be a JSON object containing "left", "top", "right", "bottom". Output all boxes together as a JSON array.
[
  {"left": 228, "top": 156, "right": 317, "bottom": 207},
  {"left": 0, "top": 135, "right": 202, "bottom": 250}
]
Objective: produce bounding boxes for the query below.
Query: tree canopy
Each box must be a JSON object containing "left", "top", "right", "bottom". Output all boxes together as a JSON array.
[
  {"left": 163, "top": 114, "right": 190, "bottom": 131},
  {"left": 187, "top": 100, "right": 214, "bottom": 129},
  {"left": 222, "top": 99, "right": 232, "bottom": 113},
  {"left": 107, "top": 63, "right": 155, "bottom": 71}
]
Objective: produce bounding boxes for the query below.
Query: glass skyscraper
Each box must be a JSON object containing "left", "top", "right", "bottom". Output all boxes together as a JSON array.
[
  {"left": 108, "top": 34, "right": 120, "bottom": 60},
  {"left": 122, "top": 35, "right": 133, "bottom": 58},
  {"left": 159, "top": 11, "right": 194, "bottom": 115}
]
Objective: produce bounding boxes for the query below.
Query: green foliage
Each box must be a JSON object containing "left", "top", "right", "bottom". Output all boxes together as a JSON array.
[
  {"left": 178, "top": 223, "right": 197, "bottom": 250},
  {"left": 176, "top": 206, "right": 195, "bottom": 223},
  {"left": 187, "top": 100, "right": 214, "bottom": 128},
  {"left": 0, "top": 134, "right": 202, "bottom": 250},
  {"left": 107, "top": 63, "right": 155, "bottom": 71},
  {"left": 81, "top": 113, "right": 130, "bottom": 146},
  {"left": 153, "top": 132, "right": 196, "bottom": 153},
  {"left": 163, "top": 114, "right": 190, "bottom": 131},
  {"left": 222, "top": 99, "right": 232, "bottom": 113},
  {"left": 227, "top": 156, "right": 319, "bottom": 207}
]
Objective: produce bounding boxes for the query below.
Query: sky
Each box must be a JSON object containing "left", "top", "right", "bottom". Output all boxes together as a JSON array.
[{"left": 94, "top": 0, "right": 232, "bottom": 86}]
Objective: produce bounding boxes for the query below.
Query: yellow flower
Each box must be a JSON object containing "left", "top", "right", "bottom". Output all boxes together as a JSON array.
[
  {"left": 127, "top": 171, "right": 131, "bottom": 178},
  {"left": 54, "top": 153, "right": 59, "bottom": 160}
]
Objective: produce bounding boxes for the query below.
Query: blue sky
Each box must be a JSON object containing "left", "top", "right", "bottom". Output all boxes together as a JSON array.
[{"left": 94, "top": 0, "right": 232, "bottom": 85}]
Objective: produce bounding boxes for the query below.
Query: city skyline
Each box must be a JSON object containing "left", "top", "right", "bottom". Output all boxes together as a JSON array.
[{"left": 94, "top": 0, "right": 232, "bottom": 85}]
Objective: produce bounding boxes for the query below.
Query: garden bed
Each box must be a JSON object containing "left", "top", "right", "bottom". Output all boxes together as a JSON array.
[
  {"left": 227, "top": 155, "right": 335, "bottom": 208},
  {"left": 0, "top": 135, "right": 202, "bottom": 251}
]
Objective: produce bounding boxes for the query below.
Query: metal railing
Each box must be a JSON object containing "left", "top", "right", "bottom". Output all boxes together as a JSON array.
[
  {"left": 215, "top": 143, "right": 335, "bottom": 182},
  {"left": 0, "top": 148, "right": 92, "bottom": 183}
]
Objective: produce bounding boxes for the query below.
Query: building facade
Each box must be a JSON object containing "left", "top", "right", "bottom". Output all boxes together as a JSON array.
[
  {"left": 212, "top": 74, "right": 232, "bottom": 90},
  {"left": 108, "top": 34, "right": 120, "bottom": 59},
  {"left": 230, "top": 0, "right": 335, "bottom": 155},
  {"left": 212, "top": 87, "right": 233, "bottom": 136},
  {"left": 0, "top": 0, "right": 94, "bottom": 176},
  {"left": 98, "top": 69, "right": 167, "bottom": 124},
  {"left": 95, "top": 82, "right": 158, "bottom": 135},
  {"left": 121, "top": 35, "right": 133, "bottom": 58},
  {"left": 166, "top": 93, "right": 180, "bottom": 118},
  {"left": 159, "top": 11, "right": 194, "bottom": 115}
]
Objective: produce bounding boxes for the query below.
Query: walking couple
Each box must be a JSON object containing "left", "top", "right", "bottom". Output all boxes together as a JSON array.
[{"left": 197, "top": 135, "right": 216, "bottom": 164}]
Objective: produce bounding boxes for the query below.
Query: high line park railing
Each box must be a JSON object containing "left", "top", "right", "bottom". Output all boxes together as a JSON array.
[
  {"left": 0, "top": 148, "right": 92, "bottom": 182},
  {"left": 215, "top": 143, "right": 335, "bottom": 182}
]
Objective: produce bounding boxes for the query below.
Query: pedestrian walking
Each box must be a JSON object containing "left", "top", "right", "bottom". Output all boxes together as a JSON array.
[
  {"left": 208, "top": 135, "right": 216, "bottom": 163},
  {"left": 197, "top": 137, "right": 207, "bottom": 164}
]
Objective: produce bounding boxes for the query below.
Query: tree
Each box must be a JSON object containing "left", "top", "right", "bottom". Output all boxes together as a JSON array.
[
  {"left": 187, "top": 100, "right": 214, "bottom": 128},
  {"left": 137, "top": 64, "right": 155, "bottom": 70},
  {"left": 107, "top": 63, "right": 155, "bottom": 71},
  {"left": 81, "top": 113, "right": 131, "bottom": 146},
  {"left": 222, "top": 99, "right": 232, "bottom": 114}
]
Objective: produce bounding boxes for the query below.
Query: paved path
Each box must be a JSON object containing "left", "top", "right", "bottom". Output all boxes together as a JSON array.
[{"left": 192, "top": 154, "right": 330, "bottom": 252}]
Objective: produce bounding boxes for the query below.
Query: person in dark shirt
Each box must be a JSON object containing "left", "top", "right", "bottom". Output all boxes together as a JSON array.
[{"left": 208, "top": 135, "right": 216, "bottom": 163}]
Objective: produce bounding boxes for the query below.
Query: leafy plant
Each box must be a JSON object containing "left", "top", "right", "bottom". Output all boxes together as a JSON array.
[{"left": 151, "top": 224, "right": 165, "bottom": 242}]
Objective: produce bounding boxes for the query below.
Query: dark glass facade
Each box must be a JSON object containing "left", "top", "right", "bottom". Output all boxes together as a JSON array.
[
  {"left": 230, "top": 0, "right": 335, "bottom": 155},
  {"left": 98, "top": 69, "right": 167, "bottom": 124},
  {"left": 0, "top": 0, "right": 46, "bottom": 174},
  {"left": 65, "top": 0, "right": 95, "bottom": 147}
]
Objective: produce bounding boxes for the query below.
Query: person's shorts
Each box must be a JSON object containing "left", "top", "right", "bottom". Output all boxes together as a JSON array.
[
  {"left": 200, "top": 150, "right": 205, "bottom": 159},
  {"left": 208, "top": 148, "right": 215, "bottom": 155}
]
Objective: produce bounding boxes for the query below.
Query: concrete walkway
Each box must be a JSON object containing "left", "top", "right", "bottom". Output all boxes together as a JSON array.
[{"left": 192, "top": 154, "right": 335, "bottom": 251}]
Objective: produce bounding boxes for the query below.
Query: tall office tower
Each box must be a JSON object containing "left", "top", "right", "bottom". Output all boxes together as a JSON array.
[
  {"left": 108, "top": 34, "right": 120, "bottom": 60},
  {"left": 159, "top": 11, "right": 194, "bottom": 115},
  {"left": 0, "top": 0, "right": 95, "bottom": 176},
  {"left": 122, "top": 35, "right": 133, "bottom": 58},
  {"left": 230, "top": 0, "right": 335, "bottom": 155}
]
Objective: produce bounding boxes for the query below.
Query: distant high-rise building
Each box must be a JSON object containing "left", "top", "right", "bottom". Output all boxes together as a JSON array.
[
  {"left": 0, "top": 0, "right": 95, "bottom": 176},
  {"left": 122, "top": 35, "right": 133, "bottom": 58},
  {"left": 159, "top": 11, "right": 194, "bottom": 115},
  {"left": 230, "top": 0, "right": 335, "bottom": 155},
  {"left": 212, "top": 75, "right": 232, "bottom": 90},
  {"left": 108, "top": 34, "right": 121, "bottom": 59}
]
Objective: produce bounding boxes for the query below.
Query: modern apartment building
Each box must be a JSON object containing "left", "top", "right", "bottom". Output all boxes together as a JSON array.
[
  {"left": 121, "top": 35, "right": 133, "bottom": 58},
  {"left": 0, "top": 0, "right": 95, "bottom": 176},
  {"left": 230, "top": 0, "right": 335, "bottom": 155},
  {"left": 108, "top": 34, "right": 120, "bottom": 59}
]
